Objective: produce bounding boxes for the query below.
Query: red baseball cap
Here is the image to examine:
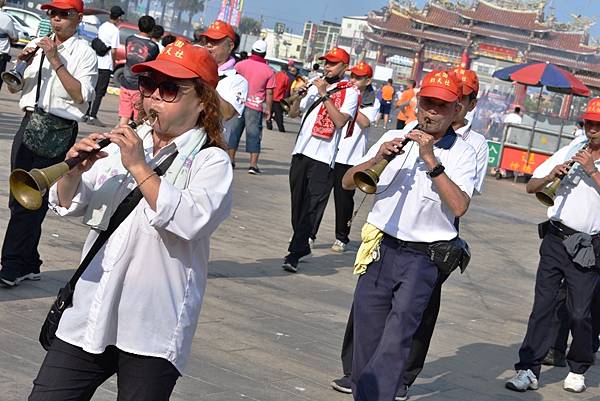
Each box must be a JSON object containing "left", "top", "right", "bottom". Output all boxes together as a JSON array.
[
  {"left": 41, "top": 0, "right": 83, "bottom": 13},
  {"left": 451, "top": 67, "right": 479, "bottom": 97},
  {"left": 132, "top": 40, "right": 219, "bottom": 88},
  {"left": 581, "top": 98, "right": 600, "bottom": 122},
  {"left": 349, "top": 61, "right": 373, "bottom": 78},
  {"left": 200, "top": 19, "right": 236, "bottom": 42},
  {"left": 418, "top": 70, "right": 462, "bottom": 103},
  {"left": 319, "top": 47, "right": 350, "bottom": 64}
]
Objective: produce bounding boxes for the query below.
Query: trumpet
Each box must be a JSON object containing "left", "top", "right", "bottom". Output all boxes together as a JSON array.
[
  {"left": 354, "top": 138, "right": 411, "bottom": 194},
  {"left": 281, "top": 74, "right": 322, "bottom": 113},
  {"left": 536, "top": 143, "right": 589, "bottom": 207},
  {"left": 1, "top": 33, "right": 50, "bottom": 91},
  {"left": 10, "top": 112, "right": 158, "bottom": 211}
]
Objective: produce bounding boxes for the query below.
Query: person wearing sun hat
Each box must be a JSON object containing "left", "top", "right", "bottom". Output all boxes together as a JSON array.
[
  {"left": 28, "top": 41, "right": 233, "bottom": 401},
  {"left": 506, "top": 97, "right": 600, "bottom": 394},
  {"left": 197, "top": 19, "right": 248, "bottom": 124},
  {"left": 0, "top": 0, "right": 97, "bottom": 289},
  {"left": 340, "top": 70, "right": 476, "bottom": 401},
  {"left": 311, "top": 61, "right": 379, "bottom": 253}
]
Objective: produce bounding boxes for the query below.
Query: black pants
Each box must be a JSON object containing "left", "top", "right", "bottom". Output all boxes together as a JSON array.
[
  {"left": 88, "top": 69, "right": 112, "bottom": 118},
  {"left": 340, "top": 271, "right": 450, "bottom": 386},
  {"left": 515, "top": 233, "right": 600, "bottom": 377},
  {"left": 0, "top": 113, "right": 77, "bottom": 281},
  {"left": 546, "top": 281, "right": 600, "bottom": 354},
  {"left": 29, "top": 338, "right": 180, "bottom": 401},
  {"left": 0, "top": 52, "right": 10, "bottom": 90},
  {"left": 288, "top": 154, "right": 333, "bottom": 254},
  {"left": 269, "top": 101, "right": 285, "bottom": 132},
  {"left": 311, "top": 162, "right": 355, "bottom": 243}
]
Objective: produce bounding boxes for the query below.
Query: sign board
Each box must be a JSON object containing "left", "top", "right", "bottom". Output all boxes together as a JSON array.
[
  {"left": 499, "top": 146, "right": 551, "bottom": 175},
  {"left": 373, "top": 65, "right": 393, "bottom": 82},
  {"left": 487, "top": 140, "right": 501, "bottom": 167}
]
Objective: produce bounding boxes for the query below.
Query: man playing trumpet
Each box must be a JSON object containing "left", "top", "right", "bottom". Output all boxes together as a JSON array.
[
  {"left": 341, "top": 71, "right": 477, "bottom": 401},
  {"left": 506, "top": 98, "right": 600, "bottom": 394}
]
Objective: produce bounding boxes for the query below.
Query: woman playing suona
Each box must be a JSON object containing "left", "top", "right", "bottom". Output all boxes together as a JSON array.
[{"left": 28, "top": 41, "right": 233, "bottom": 401}]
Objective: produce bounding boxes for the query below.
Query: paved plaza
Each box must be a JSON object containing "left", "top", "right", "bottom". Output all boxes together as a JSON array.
[{"left": 0, "top": 90, "right": 598, "bottom": 401}]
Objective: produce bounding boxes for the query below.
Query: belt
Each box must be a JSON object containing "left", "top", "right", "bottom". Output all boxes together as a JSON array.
[
  {"left": 383, "top": 233, "right": 430, "bottom": 255},
  {"left": 549, "top": 220, "right": 600, "bottom": 241}
]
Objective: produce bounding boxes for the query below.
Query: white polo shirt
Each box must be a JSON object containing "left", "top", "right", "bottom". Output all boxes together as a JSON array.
[
  {"left": 359, "top": 127, "right": 477, "bottom": 242},
  {"left": 217, "top": 68, "right": 248, "bottom": 117},
  {"left": 292, "top": 83, "right": 359, "bottom": 165},
  {"left": 532, "top": 139, "right": 600, "bottom": 235},
  {"left": 336, "top": 98, "right": 380, "bottom": 166}
]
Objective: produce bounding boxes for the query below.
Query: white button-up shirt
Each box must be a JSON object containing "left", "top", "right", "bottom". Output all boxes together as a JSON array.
[
  {"left": 532, "top": 138, "right": 600, "bottom": 235},
  {"left": 49, "top": 127, "right": 233, "bottom": 373},
  {"left": 19, "top": 35, "right": 97, "bottom": 121},
  {"left": 335, "top": 98, "right": 380, "bottom": 166},
  {"left": 359, "top": 127, "right": 477, "bottom": 242},
  {"left": 292, "top": 83, "right": 359, "bottom": 165}
]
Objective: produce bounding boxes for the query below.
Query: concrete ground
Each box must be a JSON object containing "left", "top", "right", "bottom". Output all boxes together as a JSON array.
[{"left": 0, "top": 88, "right": 598, "bottom": 401}]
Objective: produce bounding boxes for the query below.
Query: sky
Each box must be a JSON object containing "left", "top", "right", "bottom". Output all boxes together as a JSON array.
[{"left": 200, "top": 0, "right": 600, "bottom": 38}]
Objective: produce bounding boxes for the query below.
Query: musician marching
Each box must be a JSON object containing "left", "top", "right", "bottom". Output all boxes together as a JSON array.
[
  {"left": 341, "top": 70, "right": 477, "bottom": 401},
  {"left": 311, "top": 61, "right": 380, "bottom": 253},
  {"left": 506, "top": 98, "right": 600, "bottom": 394},
  {"left": 283, "top": 47, "right": 359, "bottom": 272}
]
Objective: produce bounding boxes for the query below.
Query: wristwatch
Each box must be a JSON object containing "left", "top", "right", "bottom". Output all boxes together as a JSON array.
[{"left": 427, "top": 163, "right": 445, "bottom": 178}]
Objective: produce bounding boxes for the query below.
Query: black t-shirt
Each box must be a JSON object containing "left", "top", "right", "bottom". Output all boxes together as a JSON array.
[{"left": 120, "top": 34, "right": 160, "bottom": 90}]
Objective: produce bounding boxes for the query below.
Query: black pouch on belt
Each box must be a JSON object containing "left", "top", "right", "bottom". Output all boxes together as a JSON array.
[
  {"left": 428, "top": 237, "right": 471, "bottom": 275},
  {"left": 538, "top": 220, "right": 550, "bottom": 239}
]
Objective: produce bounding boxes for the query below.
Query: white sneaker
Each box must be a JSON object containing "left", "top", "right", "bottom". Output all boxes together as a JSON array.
[
  {"left": 505, "top": 369, "right": 539, "bottom": 392},
  {"left": 331, "top": 239, "right": 346, "bottom": 253},
  {"left": 563, "top": 372, "right": 586, "bottom": 393}
]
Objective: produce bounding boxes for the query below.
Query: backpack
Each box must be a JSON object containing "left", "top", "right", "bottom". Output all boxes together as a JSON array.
[{"left": 91, "top": 38, "right": 111, "bottom": 57}]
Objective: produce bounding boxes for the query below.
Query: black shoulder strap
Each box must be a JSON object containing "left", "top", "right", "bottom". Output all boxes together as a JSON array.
[
  {"left": 34, "top": 53, "right": 45, "bottom": 108},
  {"left": 67, "top": 150, "right": 179, "bottom": 289}
]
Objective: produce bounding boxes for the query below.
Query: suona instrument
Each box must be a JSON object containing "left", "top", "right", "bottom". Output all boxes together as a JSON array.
[
  {"left": 10, "top": 112, "right": 157, "bottom": 211},
  {"left": 281, "top": 74, "right": 323, "bottom": 113},
  {"left": 536, "top": 143, "right": 589, "bottom": 207},
  {"left": 354, "top": 137, "right": 411, "bottom": 194},
  {"left": 1, "top": 33, "right": 51, "bottom": 91}
]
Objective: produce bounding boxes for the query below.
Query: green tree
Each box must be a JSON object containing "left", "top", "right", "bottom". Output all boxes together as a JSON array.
[{"left": 238, "top": 17, "right": 261, "bottom": 36}]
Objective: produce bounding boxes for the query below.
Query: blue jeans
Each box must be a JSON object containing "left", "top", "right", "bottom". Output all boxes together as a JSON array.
[{"left": 227, "top": 107, "right": 263, "bottom": 153}]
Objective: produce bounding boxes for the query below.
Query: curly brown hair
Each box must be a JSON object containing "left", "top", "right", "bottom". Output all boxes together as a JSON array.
[{"left": 134, "top": 77, "right": 225, "bottom": 149}]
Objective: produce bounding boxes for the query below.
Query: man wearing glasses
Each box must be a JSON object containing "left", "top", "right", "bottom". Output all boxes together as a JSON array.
[
  {"left": 197, "top": 20, "right": 248, "bottom": 136},
  {"left": 0, "top": 0, "right": 97, "bottom": 288}
]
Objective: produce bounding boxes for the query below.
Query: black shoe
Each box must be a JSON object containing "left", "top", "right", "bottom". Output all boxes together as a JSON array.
[
  {"left": 248, "top": 166, "right": 262, "bottom": 175},
  {"left": 541, "top": 348, "right": 566, "bottom": 367},
  {"left": 282, "top": 254, "right": 299, "bottom": 273},
  {"left": 330, "top": 375, "right": 352, "bottom": 394},
  {"left": 266, "top": 120, "right": 273, "bottom": 130},
  {"left": 395, "top": 384, "right": 409, "bottom": 400}
]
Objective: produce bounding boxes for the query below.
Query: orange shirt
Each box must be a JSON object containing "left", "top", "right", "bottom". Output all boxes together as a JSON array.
[
  {"left": 396, "top": 88, "right": 416, "bottom": 122},
  {"left": 381, "top": 84, "right": 395, "bottom": 101}
]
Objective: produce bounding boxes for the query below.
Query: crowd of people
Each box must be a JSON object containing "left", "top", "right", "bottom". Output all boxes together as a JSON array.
[{"left": 0, "top": 2, "right": 599, "bottom": 401}]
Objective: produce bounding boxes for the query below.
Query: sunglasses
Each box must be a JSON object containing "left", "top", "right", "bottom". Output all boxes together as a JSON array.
[
  {"left": 46, "top": 9, "right": 79, "bottom": 18},
  {"left": 138, "top": 76, "right": 194, "bottom": 103}
]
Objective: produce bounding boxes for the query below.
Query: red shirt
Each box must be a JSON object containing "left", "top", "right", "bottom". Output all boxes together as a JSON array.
[{"left": 273, "top": 71, "right": 291, "bottom": 102}]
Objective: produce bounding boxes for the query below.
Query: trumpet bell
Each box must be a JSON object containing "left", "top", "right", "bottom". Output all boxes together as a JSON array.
[
  {"left": 9, "top": 163, "right": 70, "bottom": 210},
  {"left": 353, "top": 159, "right": 391, "bottom": 194},
  {"left": 535, "top": 189, "right": 555, "bottom": 207},
  {"left": 1, "top": 70, "right": 24, "bottom": 91}
]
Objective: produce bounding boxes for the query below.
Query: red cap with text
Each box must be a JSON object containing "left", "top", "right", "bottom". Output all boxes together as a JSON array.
[
  {"left": 132, "top": 40, "right": 219, "bottom": 88},
  {"left": 418, "top": 70, "right": 462, "bottom": 103},
  {"left": 451, "top": 67, "right": 479, "bottom": 97},
  {"left": 41, "top": 0, "right": 83, "bottom": 13},
  {"left": 581, "top": 98, "right": 600, "bottom": 122},
  {"left": 318, "top": 47, "right": 350, "bottom": 64},
  {"left": 349, "top": 61, "right": 373, "bottom": 78},
  {"left": 200, "top": 19, "right": 236, "bottom": 42}
]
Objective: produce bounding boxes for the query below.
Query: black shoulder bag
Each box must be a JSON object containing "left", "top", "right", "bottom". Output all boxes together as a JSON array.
[{"left": 39, "top": 150, "right": 181, "bottom": 350}]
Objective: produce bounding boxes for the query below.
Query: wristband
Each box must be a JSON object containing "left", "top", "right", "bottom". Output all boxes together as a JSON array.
[
  {"left": 427, "top": 164, "right": 445, "bottom": 178},
  {"left": 54, "top": 64, "right": 65, "bottom": 73}
]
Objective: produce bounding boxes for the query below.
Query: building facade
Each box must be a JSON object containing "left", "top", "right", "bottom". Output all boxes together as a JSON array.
[{"left": 300, "top": 20, "right": 341, "bottom": 62}]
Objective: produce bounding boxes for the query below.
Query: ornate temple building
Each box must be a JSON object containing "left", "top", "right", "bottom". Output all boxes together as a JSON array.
[{"left": 364, "top": 0, "right": 600, "bottom": 99}]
